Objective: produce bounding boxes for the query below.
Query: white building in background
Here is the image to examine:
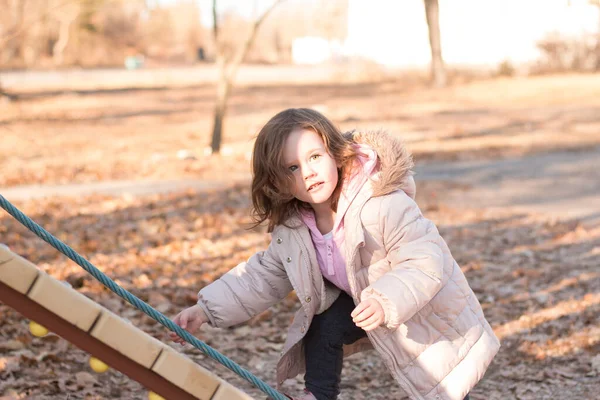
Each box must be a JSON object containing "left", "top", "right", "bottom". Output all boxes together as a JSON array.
[
  {"left": 340, "top": 0, "right": 600, "bottom": 68},
  {"left": 292, "top": 37, "right": 332, "bottom": 64}
]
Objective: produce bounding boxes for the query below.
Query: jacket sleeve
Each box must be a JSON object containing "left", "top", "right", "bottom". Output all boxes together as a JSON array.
[
  {"left": 361, "top": 191, "right": 445, "bottom": 330},
  {"left": 196, "top": 239, "right": 293, "bottom": 328}
]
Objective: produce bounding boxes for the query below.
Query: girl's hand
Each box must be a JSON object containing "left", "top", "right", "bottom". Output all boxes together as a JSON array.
[
  {"left": 169, "top": 304, "right": 209, "bottom": 345},
  {"left": 351, "top": 298, "right": 385, "bottom": 331}
]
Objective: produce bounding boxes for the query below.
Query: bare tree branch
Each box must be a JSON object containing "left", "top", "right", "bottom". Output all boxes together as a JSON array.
[
  {"left": 0, "top": 0, "right": 122, "bottom": 48},
  {"left": 0, "top": 0, "right": 76, "bottom": 47},
  {"left": 209, "top": 0, "right": 286, "bottom": 153},
  {"left": 423, "top": 0, "right": 446, "bottom": 87},
  {"left": 212, "top": 0, "right": 219, "bottom": 41},
  {"left": 227, "top": 0, "right": 284, "bottom": 79}
]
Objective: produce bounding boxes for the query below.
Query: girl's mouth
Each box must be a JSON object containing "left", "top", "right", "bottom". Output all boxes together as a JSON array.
[{"left": 308, "top": 182, "right": 323, "bottom": 191}]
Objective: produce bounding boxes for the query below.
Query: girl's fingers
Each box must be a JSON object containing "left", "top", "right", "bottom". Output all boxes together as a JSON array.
[
  {"left": 170, "top": 313, "right": 189, "bottom": 342},
  {"left": 350, "top": 302, "right": 369, "bottom": 319},
  {"left": 361, "top": 320, "right": 381, "bottom": 331},
  {"left": 179, "top": 313, "right": 189, "bottom": 330},
  {"left": 356, "top": 312, "right": 382, "bottom": 328},
  {"left": 170, "top": 306, "right": 206, "bottom": 344},
  {"left": 353, "top": 306, "right": 375, "bottom": 324}
]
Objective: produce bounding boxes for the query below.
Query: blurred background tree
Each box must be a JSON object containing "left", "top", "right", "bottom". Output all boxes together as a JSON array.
[
  {"left": 0, "top": 0, "right": 343, "bottom": 69},
  {"left": 592, "top": 0, "right": 600, "bottom": 70},
  {"left": 0, "top": 0, "right": 149, "bottom": 68},
  {"left": 209, "top": 0, "right": 285, "bottom": 154},
  {"left": 2, "top": 0, "right": 598, "bottom": 145},
  {"left": 423, "top": 0, "right": 446, "bottom": 87}
]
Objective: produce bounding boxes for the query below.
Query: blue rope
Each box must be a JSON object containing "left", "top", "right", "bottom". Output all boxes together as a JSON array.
[{"left": 0, "top": 194, "right": 287, "bottom": 400}]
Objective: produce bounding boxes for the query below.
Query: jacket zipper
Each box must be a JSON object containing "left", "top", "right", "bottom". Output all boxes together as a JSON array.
[{"left": 278, "top": 231, "right": 310, "bottom": 355}]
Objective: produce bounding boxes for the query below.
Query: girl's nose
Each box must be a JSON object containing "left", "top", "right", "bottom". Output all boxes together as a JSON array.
[{"left": 303, "top": 167, "right": 316, "bottom": 179}]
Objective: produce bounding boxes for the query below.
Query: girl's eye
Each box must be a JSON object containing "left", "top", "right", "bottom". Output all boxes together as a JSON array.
[
  {"left": 289, "top": 165, "right": 298, "bottom": 172},
  {"left": 310, "top": 154, "right": 321, "bottom": 161}
]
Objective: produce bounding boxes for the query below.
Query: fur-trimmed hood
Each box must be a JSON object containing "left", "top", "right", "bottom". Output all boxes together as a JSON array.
[{"left": 345, "top": 129, "right": 416, "bottom": 198}]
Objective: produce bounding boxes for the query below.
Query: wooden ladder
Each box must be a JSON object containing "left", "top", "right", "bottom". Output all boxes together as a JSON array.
[{"left": 0, "top": 244, "right": 254, "bottom": 400}]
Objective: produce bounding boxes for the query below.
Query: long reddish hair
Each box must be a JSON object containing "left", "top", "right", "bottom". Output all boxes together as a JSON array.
[{"left": 251, "top": 108, "right": 358, "bottom": 232}]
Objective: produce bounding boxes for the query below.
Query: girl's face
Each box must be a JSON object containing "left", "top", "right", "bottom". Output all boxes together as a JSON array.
[{"left": 283, "top": 128, "right": 339, "bottom": 209}]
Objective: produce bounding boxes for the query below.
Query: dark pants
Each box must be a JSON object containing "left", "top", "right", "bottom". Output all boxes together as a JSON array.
[
  {"left": 303, "top": 291, "right": 471, "bottom": 400},
  {"left": 304, "top": 291, "right": 367, "bottom": 400}
]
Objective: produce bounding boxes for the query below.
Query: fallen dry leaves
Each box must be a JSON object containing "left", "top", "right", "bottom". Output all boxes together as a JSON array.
[{"left": 0, "top": 184, "right": 598, "bottom": 400}]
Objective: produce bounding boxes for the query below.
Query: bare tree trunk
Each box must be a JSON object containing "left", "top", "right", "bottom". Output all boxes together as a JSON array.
[
  {"left": 596, "top": 2, "right": 600, "bottom": 71},
  {"left": 0, "top": 0, "right": 55, "bottom": 50},
  {"left": 12, "top": 0, "right": 27, "bottom": 61},
  {"left": 53, "top": 16, "right": 74, "bottom": 66},
  {"left": 210, "top": 69, "right": 231, "bottom": 153},
  {"left": 209, "top": 0, "right": 284, "bottom": 154},
  {"left": 424, "top": 0, "right": 446, "bottom": 87}
]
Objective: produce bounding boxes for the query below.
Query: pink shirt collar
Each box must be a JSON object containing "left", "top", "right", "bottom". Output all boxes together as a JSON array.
[{"left": 300, "top": 144, "right": 379, "bottom": 292}]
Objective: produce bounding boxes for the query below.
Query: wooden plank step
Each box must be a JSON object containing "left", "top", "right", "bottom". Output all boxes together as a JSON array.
[
  {"left": 0, "top": 245, "right": 255, "bottom": 399},
  {"left": 0, "top": 243, "right": 40, "bottom": 294},
  {"left": 28, "top": 271, "right": 102, "bottom": 331}
]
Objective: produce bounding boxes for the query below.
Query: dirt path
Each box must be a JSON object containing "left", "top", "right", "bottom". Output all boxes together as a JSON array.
[{"left": 414, "top": 145, "right": 600, "bottom": 227}]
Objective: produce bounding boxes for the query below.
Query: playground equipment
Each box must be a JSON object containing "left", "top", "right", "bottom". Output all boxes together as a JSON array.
[
  {"left": 0, "top": 194, "right": 289, "bottom": 400},
  {"left": 0, "top": 244, "right": 252, "bottom": 399}
]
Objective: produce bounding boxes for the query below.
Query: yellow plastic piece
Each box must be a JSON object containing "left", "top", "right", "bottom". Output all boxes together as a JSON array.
[
  {"left": 89, "top": 357, "right": 109, "bottom": 373},
  {"left": 29, "top": 321, "right": 48, "bottom": 337},
  {"left": 148, "top": 391, "right": 166, "bottom": 400}
]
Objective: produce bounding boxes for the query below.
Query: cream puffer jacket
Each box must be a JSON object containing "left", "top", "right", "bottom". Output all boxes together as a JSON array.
[{"left": 197, "top": 130, "right": 500, "bottom": 400}]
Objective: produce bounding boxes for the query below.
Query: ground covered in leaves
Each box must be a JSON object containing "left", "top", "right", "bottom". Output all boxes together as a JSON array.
[
  {"left": 1, "top": 187, "right": 598, "bottom": 400},
  {"left": 1, "top": 71, "right": 599, "bottom": 399}
]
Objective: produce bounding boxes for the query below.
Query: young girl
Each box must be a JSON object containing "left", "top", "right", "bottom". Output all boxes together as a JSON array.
[{"left": 169, "top": 108, "right": 500, "bottom": 400}]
